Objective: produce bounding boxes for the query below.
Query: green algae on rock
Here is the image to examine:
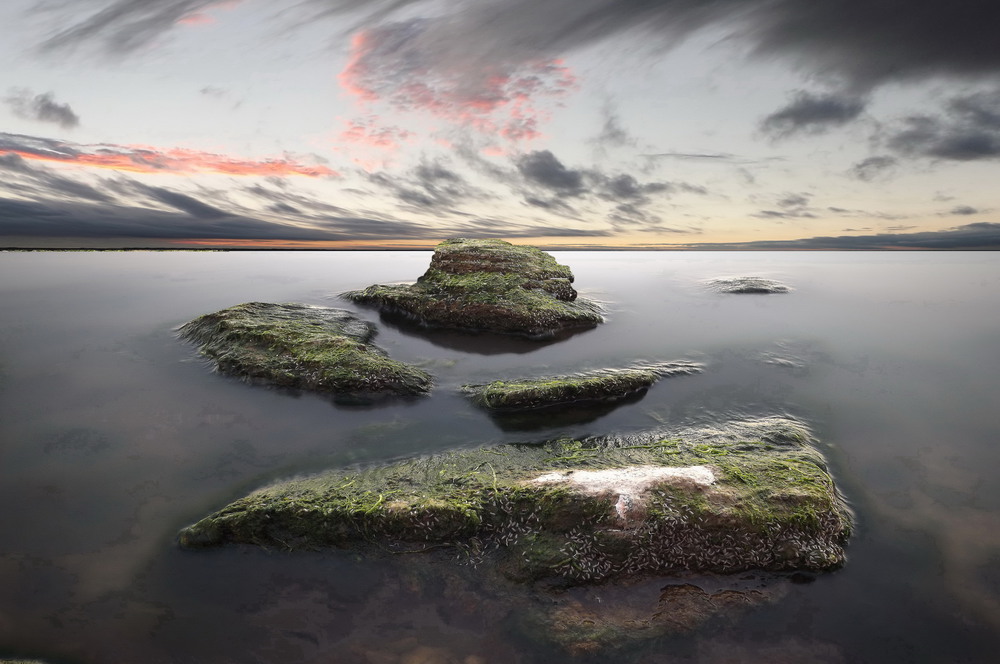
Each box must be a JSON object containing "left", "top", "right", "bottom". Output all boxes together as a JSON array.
[
  {"left": 462, "top": 361, "right": 702, "bottom": 411},
  {"left": 178, "top": 302, "right": 432, "bottom": 403},
  {"left": 705, "top": 276, "right": 790, "bottom": 294},
  {"left": 342, "top": 238, "right": 603, "bottom": 338},
  {"left": 178, "top": 416, "right": 851, "bottom": 583}
]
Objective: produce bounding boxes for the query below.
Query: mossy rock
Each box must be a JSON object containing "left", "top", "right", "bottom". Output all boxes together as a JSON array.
[
  {"left": 178, "top": 302, "right": 432, "bottom": 403},
  {"left": 343, "top": 238, "right": 603, "bottom": 339},
  {"left": 705, "top": 276, "right": 790, "bottom": 294},
  {"left": 462, "top": 362, "right": 702, "bottom": 411},
  {"left": 178, "top": 417, "right": 852, "bottom": 584}
]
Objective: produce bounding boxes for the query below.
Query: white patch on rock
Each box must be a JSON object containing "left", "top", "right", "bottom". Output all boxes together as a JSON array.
[{"left": 531, "top": 465, "right": 716, "bottom": 522}]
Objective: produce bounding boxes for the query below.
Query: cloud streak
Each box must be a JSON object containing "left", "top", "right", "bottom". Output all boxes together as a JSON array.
[
  {"left": 41, "top": 2, "right": 1000, "bottom": 87},
  {"left": 761, "top": 91, "right": 867, "bottom": 138},
  {"left": 0, "top": 132, "right": 338, "bottom": 177},
  {"left": 36, "top": 0, "right": 242, "bottom": 54}
]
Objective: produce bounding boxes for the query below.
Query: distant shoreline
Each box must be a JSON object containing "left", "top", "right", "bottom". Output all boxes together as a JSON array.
[{"left": 3, "top": 246, "right": 998, "bottom": 252}]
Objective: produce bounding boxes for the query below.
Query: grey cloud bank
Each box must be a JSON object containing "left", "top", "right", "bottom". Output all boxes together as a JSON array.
[{"left": 37, "top": 1, "right": 1000, "bottom": 91}]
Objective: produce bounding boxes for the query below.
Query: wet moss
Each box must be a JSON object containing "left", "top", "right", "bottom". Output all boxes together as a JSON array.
[
  {"left": 343, "top": 238, "right": 603, "bottom": 338},
  {"left": 463, "top": 362, "right": 702, "bottom": 411},
  {"left": 179, "top": 417, "right": 852, "bottom": 582},
  {"left": 178, "top": 302, "right": 432, "bottom": 403}
]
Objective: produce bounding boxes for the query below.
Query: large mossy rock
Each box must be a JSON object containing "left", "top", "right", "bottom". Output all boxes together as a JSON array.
[
  {"left": 178, "top": 302, "right": 432, "bottom": 403},
  {"left": 178, "top": 417, "right": 852, "bottom": 583},
  {"left": 343, "top": 238, "right": 603, "bottom": 338},
  {"left": 462, "top": 362, "right": 702, "bottom": 411}
]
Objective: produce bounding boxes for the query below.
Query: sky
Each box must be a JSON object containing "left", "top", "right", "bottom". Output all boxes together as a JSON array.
[{"left": 1, "top": 0, "right": 999, "bottom": 249}]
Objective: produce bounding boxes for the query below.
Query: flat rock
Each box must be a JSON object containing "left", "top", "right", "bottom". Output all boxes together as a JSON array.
[
  {"left": 178, "top": 416, "right": 852, "bottom": 584},
  {"left": 462, "top": 361, "right": 702, "bottom": 411},
  {"left": 343, "top": 238, "right": 603, "bottom": 339},
  {"left": 178, "top": 302, "right": 432, "bottom": 403},
  {"left": 705, "top": 276, "right": 790, "bottom": 294}
]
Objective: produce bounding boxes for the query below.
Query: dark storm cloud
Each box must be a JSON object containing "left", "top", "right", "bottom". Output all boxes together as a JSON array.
[
  {"left": 514, "top": 149, "right": 704, "bottom": 228},
  {"left": 0, "top": 131, "right": 78, "bottom": 159},
  {"left": 777, "top": 193, "right": 809, "bottom": 209},
  {"left": 608, "top": 202, "right": 660, "bottom": 227},
  {"left": 594, "top": 174, "right": 671, "bottom": 201},
  {"left": 0, "top": 197, "right": 335, "bottom": 241},
  {"left": 881, "top": 88, "right": 1000, "bottom": 161},
  {"left": 849, "top": 155, "right": 897, "bottom": 181},
  {"left": 516, "top": 150, "right": 585, "bottom": 195},
  {"left": 242, "top": 179, "right": 351, "bottom": 218},
  {"left": 449, "top": 219, "right": 611, "bottom": 239},
  {"left": 0, "top": 152, "right": 113, "bottom": 203},
  {"left": 760, "top": 91, "right": 867, "bottom": 138},
  {"left": 753, "top": 192, "right": 815, "bottom": 219},
  {"left": 0, "top": 153, "right": 450, "bottom": 243},
  {"left": 128, "top": 182, "right": 229, "bottom": 219},
  {"left": 0, "top": 187, "right": 476, "bottom": 244},
  {"left": 366, "top": 160, "right": 487, "bottom": 213},
  {"left": 516, "top": 150, "right": 694, "bottom": 202},
  {"left": 4, "top": 89, "right": 80, "bottom": 129},
  {"left": 38, "top": 1, "right": 1000, "bottom": 94}
]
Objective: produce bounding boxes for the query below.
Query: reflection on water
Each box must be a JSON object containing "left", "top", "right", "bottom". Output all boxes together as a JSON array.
[{"left": 1, "top": 250, "right": 999, "bottom": 663}]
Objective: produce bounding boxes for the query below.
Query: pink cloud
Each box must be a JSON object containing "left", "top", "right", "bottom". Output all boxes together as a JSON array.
[
  {"left": 2, "top": 134, "right": 339, "bottom": 177},
  {"left": 338, "top": 20, "right": 577, "bottom": 145},
  {"left": 340, "top": 117, "right": 414, "bottom": 152},
  {"left": 176, "top": 1, "right": 242, "bottom": 27}
]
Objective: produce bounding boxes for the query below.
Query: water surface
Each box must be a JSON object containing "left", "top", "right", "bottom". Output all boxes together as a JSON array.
[{"left": 1, "top": 251, "right": 999, "bottom": 663}]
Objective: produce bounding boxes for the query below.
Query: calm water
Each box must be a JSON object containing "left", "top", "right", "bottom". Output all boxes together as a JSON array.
[{"left": 1, "top": 250, "right": 999, "bottom": 663}]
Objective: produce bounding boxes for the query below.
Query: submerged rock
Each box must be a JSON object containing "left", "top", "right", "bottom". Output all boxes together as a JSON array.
[
  {"left": 462, "top": 361, "right": 702, "bottom": 411},
  {"left": 178, "top": 302, "right": 432, "bottom": 403},
  {"left": 705, "top": 276, "right": 790, "bottom": 294},
  {"left": 178, "top": 416, "right": 852, "bottom": 583},
  {"left": 514, "top": 581, "right": 782, "bottom": 655},
  {"left": 343, "top": 238, "right": 603, "bottom": 339}
]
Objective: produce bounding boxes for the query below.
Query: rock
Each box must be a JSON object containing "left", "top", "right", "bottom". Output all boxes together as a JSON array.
[
  {"left": 178, "top": 416, "right": 852, "bottom": 583},
  {"left": 343, "top": 238, "right": 603, "bottom": 339},
  {"left": 178, "top": 302, "right": 432, "bottom": 403},
  {"left": 461, "top": 361, "right": 702, "bottom": 411},
  {"left": 705, "top": 276, "right": 790, "bottom": 294}
]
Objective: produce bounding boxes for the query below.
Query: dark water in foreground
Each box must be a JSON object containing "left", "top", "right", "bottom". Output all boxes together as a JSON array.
[{"left": 1, "top": 251, "right": 999, "bottom": 663}]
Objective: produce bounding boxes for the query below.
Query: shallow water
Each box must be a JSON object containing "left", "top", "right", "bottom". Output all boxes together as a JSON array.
[{"left": 1, "top": 250, "right": 999, "bottom": 663}]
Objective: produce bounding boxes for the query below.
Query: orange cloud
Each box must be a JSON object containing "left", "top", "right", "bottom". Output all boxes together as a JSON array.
[{"left": 1, "top": 134, "right": 339, "bottom": 177}]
